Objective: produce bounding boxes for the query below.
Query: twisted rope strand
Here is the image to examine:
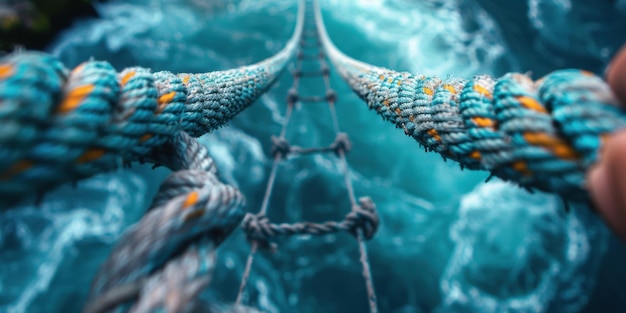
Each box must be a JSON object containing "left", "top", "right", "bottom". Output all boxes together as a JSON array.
[
  {"left": 0, "top": 3, "right": 303, "bottom": 203},
  {"left": 84, "top": 132, "right": 246, "bottom": 313},
  {"left": 313, "top": 0, "right": 626, "bottom": 202}
]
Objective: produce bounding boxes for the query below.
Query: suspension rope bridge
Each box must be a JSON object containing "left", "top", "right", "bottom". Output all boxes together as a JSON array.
[{"left": 1, "top": 0, "right": 625, "bottom": 311}]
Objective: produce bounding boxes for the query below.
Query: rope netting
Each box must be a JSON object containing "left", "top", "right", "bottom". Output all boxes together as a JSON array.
[
  {"left": 236, "top": 1, "right": 380, "bottom": 311},
  {"left": 313, "top": 0, "right": 626, "bottom": 203}
]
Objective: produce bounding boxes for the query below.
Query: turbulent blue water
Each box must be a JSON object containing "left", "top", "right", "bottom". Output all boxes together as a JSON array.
[{"left": 2, "top": 0, "right": 626, "bottom": 312}]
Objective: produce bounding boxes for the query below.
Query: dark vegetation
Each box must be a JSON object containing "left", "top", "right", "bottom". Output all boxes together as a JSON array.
[{"left": 0, "top": 0, "right": 103, "bottom": 51}]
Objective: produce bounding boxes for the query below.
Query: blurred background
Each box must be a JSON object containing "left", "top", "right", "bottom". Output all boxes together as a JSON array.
[{"left": 1, "top": 0, "right": 626, "bottom": 312}]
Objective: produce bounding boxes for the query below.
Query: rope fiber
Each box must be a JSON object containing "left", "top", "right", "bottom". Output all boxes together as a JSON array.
[
  {"left": 0, "top": 6, "right": 302, "bottom": 205},
  {"left": 313, "top": 0, "right": 626, "bottom": 203},
  {"left": 83, "top": 131, "right": 246, "bottom": 313}
]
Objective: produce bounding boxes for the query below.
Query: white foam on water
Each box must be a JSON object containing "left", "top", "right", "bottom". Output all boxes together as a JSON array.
[
  {"left": 438, "top": 180, "right": 606, "bottom": 313},
  {"left": 321, "top": 0, "right": 516, "bottom": 76},
  {"left": 0, "top": 173, "right": 146, "bottom": 312}
]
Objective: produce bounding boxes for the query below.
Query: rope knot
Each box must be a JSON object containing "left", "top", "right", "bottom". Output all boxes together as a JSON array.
[
  {"left": 331, "top": 132, "right": 352, "bottom": 156},
  {"left": 325, "top": 90, "right": 337, "bottom": 103},
  {"left": 344, "top": 197, "right": 379, "bottom": 240},
  {"left": 321, "top": 64, "right": 330, "bottom": 75},
  {"left": 270, "top": 136, "right": 291, "bottom": 159},
  {"left": 287, "top": 88, "right": 299, "bottom": 105},
  {"left": 241, "top": 213, "right": 277, "bottom": 251}
]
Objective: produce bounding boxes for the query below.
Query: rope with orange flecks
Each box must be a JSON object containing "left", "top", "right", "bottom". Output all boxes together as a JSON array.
[
  {"left": 0, "top": 2, "right": 302, "bottom": 205},
  {"left": 312, "top": 0, "right": 626, "bottom": 202},
  {"left": 82, "top": 131, "right": 248, "bottom": 313}
]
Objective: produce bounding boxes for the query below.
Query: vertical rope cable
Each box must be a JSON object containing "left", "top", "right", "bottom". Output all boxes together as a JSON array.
[{"left": 320, "top": 52, "right": 380, "bottom": 313}]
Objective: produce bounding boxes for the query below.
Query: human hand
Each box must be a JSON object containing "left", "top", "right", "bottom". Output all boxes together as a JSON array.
[{"left": 587, "top": 45, "right": 626, "bottom": 241}]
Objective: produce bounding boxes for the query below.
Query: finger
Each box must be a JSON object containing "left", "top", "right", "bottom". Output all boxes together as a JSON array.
[
  {"left": 588, "top": 130, "right": 626, "bottom": 241},
  {"left": 607, "top": 45, "right": 626, "bottom": 106}
]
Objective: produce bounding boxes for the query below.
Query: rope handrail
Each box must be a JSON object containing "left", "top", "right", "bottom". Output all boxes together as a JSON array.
[
  {"left": 0, "top": 0, "right": 304, "bottom": 205},
  {"left": 313, "top": 0, "right": 626, "bottom": 203}
]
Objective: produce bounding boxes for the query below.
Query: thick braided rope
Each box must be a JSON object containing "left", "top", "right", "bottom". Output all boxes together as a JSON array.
[
  {"left": 313, "top": 0, "right": 626, "bottom": 201},
  {"left": 0, "top": 7, "right": 303, "bottom": 203},
  {"left": 83, "top": 132, "right": 246, "bottom": 313}
]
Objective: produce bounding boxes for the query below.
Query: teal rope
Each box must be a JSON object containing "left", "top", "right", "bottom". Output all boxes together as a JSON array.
[
  {"left": 84, "top": 132, "right": 246, "bottom": 313},
  {"left": 79, "top": 1, "right": 307, "bottom": 311},
  {"left": 313, "top": 0, "right": 626, "bottom": 202},
  {"left": 0, "top": 3, "right": 303, "bottom": 203}
]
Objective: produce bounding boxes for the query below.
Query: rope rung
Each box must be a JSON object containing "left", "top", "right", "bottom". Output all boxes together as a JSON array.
[
  {"left": 295, "top": 68, "right": 327, "bottom": 77},
  {"left": 297, "top": 51, "right": 324, "bottom": 60},
  {"left": 302, "top": 31, "right": 318, "bottom": 38},
  {"left": 291, "top": 145, "right": 334, "bottom": 155},
  {"left": 299, "top": 40, "right": 320, "bottom": 48},
  {"left": 299, "top": 96, "right": 324, "bottom": 102},
  {"left": 240, "top": 196, "right": 379, "bottom": 242}
]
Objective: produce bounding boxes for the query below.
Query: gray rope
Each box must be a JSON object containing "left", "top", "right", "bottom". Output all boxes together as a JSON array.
[
  {"left": 83, "top": 132, "right": 246, "bottom": 313},
  {"left": 240, "top": 196, "right": 378, "bottom": 241}
]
